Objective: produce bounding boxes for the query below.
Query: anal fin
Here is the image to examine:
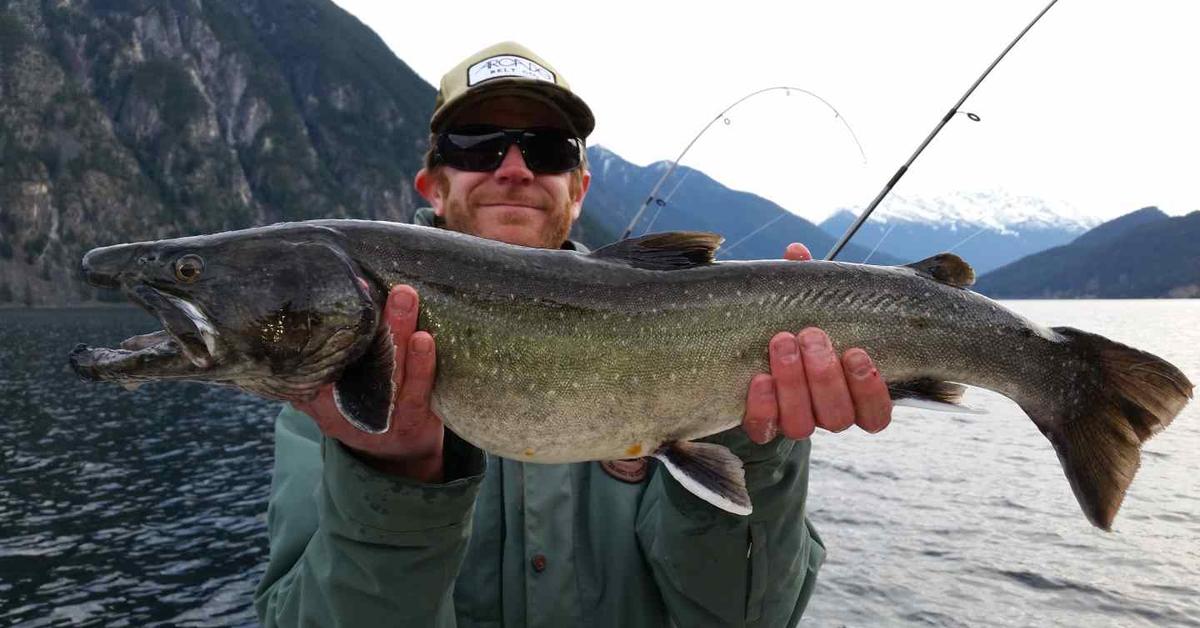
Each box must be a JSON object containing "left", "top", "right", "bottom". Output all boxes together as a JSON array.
[
  {"left": 889, "top": 378, "right": 984, "bottom": 413},
  {"left": 889, "top": 378, "right": 961, "bottom": 403},
  {"left": 653, "top": 441, "right": 752, "bottom": 515},
  {"left": 333, "top": 328, "right": 396, "bottom": 433}
]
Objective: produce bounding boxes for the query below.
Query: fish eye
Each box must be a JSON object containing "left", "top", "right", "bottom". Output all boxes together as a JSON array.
[{"left": 174, "top": 255, "right": 204, "bottom": 283}]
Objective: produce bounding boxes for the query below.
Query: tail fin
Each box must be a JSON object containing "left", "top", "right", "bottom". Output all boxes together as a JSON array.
[{"left": 1027, "top": 327, "right": 1192, "bottom": 530}]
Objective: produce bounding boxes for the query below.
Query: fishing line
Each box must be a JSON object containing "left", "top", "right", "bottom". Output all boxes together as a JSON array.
[
  {"left": 622, "top": 86, "right": 867, "bottom": 239},
  {"left": 717, "top": 212, "right": 791, "bottom": 258},
  {"left": 825, "top": 0, "right": 1061, "bottom": 261},
  {"left": 945, "top": 225, "right": 990, "bottom": 253},
  {"left": 642, "top": 169, "right": 693, "bottom": 234},
  {"left": 862, "top": 222, "right": 897, "bottom": 265}
]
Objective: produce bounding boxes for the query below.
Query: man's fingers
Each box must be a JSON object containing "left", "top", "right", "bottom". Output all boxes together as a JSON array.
[
  {"left": 392, "top": 331, "right": 437, "bottom": 428},
  {"left": 742, "top": 373, "right": 779, "bottom": 444},
  {"left": 842, "top": 349, "right": 893, "bottom": 433},
  {"left": 797, "top": 328, "right": 855, "bottom": 432},
  {"left": 770, "top": 332, "right": 816, "bottom": 440},
  {"left": 784, "top": 243, "right": 813, "bottom": 261},
  {"left": 386, "top": 285, "right": 421, "bottom": 388}
]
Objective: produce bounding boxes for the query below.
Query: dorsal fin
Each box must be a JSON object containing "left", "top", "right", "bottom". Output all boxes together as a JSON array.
[
  {"left": 590, "top": 231, "right": 722, "bottom": 271},
  {"left": 904, "top": 253, "right": 975, "bottom": 288}
]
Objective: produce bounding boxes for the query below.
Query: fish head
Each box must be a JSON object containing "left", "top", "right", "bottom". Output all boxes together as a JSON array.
[{"left": 70, "top": 226, "right": 383, "bottom": 401}]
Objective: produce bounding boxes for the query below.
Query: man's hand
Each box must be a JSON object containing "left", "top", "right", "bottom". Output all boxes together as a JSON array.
[
  {"left": 295, "top": 286, "right": 446, "bottom": 482},
  {"left": 742, "top": 243, "right": 893, "bottom": 444}
]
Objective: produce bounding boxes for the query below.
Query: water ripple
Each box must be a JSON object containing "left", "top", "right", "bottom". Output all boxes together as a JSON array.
[{"left": 3, "top": 302, "right": 1199, "bottom": 626}]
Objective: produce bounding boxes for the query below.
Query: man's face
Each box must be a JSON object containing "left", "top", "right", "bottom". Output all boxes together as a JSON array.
[{"left": 415, "top": 96, "right": 591, "bottom": 249}]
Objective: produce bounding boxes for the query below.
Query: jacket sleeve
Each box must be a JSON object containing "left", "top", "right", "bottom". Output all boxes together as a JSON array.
[
  {"left": 635, "top": 428, "right": 825, "bottom": 627},
  {"left": 254, "top": 405, "right": 486, "bottom": 628}
]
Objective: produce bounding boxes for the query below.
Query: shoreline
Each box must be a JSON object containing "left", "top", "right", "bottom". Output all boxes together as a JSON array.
[{"left": 0, "top": 303, "right": 140, "bottom": 310}]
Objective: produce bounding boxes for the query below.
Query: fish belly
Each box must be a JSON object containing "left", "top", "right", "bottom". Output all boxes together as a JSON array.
[{"left": 421, "top": 295, "right": 776, "bottom": 463}]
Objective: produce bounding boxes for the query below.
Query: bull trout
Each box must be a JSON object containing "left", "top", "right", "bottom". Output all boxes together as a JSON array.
[{"left": 69, "top": 220, "right": 1193, "bottom": 528}]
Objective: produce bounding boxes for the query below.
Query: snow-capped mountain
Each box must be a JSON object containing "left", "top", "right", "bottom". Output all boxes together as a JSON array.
[{"left": 819, "top": 191, "right": 1102, "bottom": 274}]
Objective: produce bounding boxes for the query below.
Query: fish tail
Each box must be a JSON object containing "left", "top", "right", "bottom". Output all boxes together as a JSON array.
[{"left": 1026, "top": 326, "right": 1192, "bottom": 530}]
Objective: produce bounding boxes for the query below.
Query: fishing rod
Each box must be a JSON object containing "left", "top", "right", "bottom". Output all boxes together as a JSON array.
[
  {"left": 825, "top": 0, "right": 1060, "bottom": 261},
  {"left": 621, "top": 86, "right": 866, "bottom": 240}
]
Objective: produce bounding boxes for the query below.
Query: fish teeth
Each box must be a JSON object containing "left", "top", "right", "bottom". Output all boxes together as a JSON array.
[{"left": 163, "top": 294, "right": 220, "bottom": 356}]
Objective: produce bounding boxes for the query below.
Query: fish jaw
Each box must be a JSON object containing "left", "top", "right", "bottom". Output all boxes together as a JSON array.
[
  {"left": 69, "top": 284, "right": 227, "bottom": 384},
  {"left": 71, "top": 226, "right": 387, "bottom": 406},
  {"left": 74, "top": 242, "right": 222, "bottom": 377}
]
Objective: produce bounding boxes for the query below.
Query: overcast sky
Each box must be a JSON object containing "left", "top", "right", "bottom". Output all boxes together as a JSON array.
[{"left": 333, "top": 0, "right": 1198, "bottom": 224}]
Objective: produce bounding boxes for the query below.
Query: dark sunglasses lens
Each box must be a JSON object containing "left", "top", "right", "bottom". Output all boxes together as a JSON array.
[
  {"left": 439, "top": 129, "right": 508, "bottom": 171},
  {"left": 521, "top": 130, "right": 581, "bottom": 173}
]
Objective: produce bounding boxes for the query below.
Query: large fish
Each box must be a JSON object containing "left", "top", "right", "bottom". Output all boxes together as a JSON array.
[{"left": 69, "top": 220, "right": 1192, "bottom": 527}]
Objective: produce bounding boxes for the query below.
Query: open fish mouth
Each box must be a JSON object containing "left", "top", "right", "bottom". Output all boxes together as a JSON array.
[{"left": 70, "top": 284, "right": 221, "bottom": 384}]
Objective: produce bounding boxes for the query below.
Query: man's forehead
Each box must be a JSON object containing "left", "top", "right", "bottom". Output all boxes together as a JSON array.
[{"left": 447, "top": 95, "right": 573, "bottom": 130}]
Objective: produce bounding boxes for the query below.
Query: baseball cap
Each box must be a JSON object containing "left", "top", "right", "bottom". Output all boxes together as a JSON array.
[{"left": 430, "top": 41, "right": 595, "bottom": 139}]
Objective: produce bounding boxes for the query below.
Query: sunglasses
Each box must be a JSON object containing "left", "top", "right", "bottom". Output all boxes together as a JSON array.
[{"left": 433, "top": 126, "right": 583, "bottom": 174}]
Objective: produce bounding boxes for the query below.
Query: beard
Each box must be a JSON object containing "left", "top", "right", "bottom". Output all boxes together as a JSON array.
[{"left": 438, "top": 179, "right": 576, "bottom": 249}]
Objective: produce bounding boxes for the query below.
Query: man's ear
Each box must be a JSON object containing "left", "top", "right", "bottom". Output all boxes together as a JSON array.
[
  {"left": 414, "top": 168, "right": 444, "bottom": 215},
  {"left": 570, "top": 169, "right": 591, "bottom": 220}
]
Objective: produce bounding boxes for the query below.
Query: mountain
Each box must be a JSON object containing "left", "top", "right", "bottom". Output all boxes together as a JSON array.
[
  {"left": 583, "top": 146, "right": 895, "bottom": 263},
  {"left": 0, "top": 0, "right": 880, "bottom": 308},
  {"left": 973, "top": 208, "right": 1199, "bottom": 298},
  {"left": 1068, "top": 206, "right": 1167, "bottom": 248},
  {"left": 0, "top": 0, "right": 434, "bottom": 305},
  {"left": 818, "top": 191, "right": 1100, "bottom": 273}
]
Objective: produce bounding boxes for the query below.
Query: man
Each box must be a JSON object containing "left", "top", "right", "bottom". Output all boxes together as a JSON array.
[{"left": 255, "top": 42, "right": 892, "bottom": 627}]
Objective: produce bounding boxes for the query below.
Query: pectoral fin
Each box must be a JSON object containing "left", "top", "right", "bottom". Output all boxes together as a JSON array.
[
  {"left": 653, "top": 441, "right": 752, "bottom": 515},
  {"left": 333, "top": 328, "right": 396, "bottom": 433}
]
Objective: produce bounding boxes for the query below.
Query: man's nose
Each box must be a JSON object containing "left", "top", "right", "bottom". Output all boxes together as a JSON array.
[{"left": 493, "top": 144, "right": 533, "bottom": 184}]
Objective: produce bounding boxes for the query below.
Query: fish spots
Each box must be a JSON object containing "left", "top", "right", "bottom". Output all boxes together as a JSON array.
[
  {"left": 906, "top": 316, "right": 930, "bottom": 330},
  {"left": 626, "top": 443, "right": 643, "bottom": 457}
]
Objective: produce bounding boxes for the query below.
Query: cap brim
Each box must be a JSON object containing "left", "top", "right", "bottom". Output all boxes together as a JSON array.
[{"left": 431, "top": 79, "right": 595, "bottom": 138}]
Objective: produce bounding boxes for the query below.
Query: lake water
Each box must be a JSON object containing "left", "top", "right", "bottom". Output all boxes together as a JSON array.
[{"left": 0, "top": 301, "right": 1197, "bottom": 627}]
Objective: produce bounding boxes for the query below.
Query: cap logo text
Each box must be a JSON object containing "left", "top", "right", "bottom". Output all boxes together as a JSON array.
[{"left": 468, "top": 55, "right": 555, "bottom": 87}]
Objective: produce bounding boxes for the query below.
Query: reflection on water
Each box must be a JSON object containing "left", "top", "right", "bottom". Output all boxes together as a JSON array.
[{"left": 1, "top": 301, "right": 1198, "bottom": 626}]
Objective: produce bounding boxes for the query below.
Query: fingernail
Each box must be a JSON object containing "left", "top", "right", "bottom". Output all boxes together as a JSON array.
[
  {"left": 411, "top": 334, "right": 432, "bottom": 355},
  {"left": 846, "top": 350, "right": 874, "bottom": 378},
  {"left": 763, "top": 420, "right": 777, "bottom": 443},
  {"left": 773, "top": 335, "right": 799, "bottom": 364},
  {"left": 391, "top": 290, "right": 415, "bottom": 313},
  {"left": 799, "top": 329, "right": 832, "bottom": 362}
]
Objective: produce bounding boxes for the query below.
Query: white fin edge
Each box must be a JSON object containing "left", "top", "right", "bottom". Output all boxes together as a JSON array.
[
  {"left": 652, "top": 450, "right": 753, "bottom": 516},
  {"left": 332, "top": 384, "right": 395, "bottom": 434},
  {"left": 894, "top": 397, "right": 987, "bottom": 415}
]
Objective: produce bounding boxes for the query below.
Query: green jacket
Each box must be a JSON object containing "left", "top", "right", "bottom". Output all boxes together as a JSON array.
[{"left": 254, "top": 211, "right": 825, "bottom": 627}]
